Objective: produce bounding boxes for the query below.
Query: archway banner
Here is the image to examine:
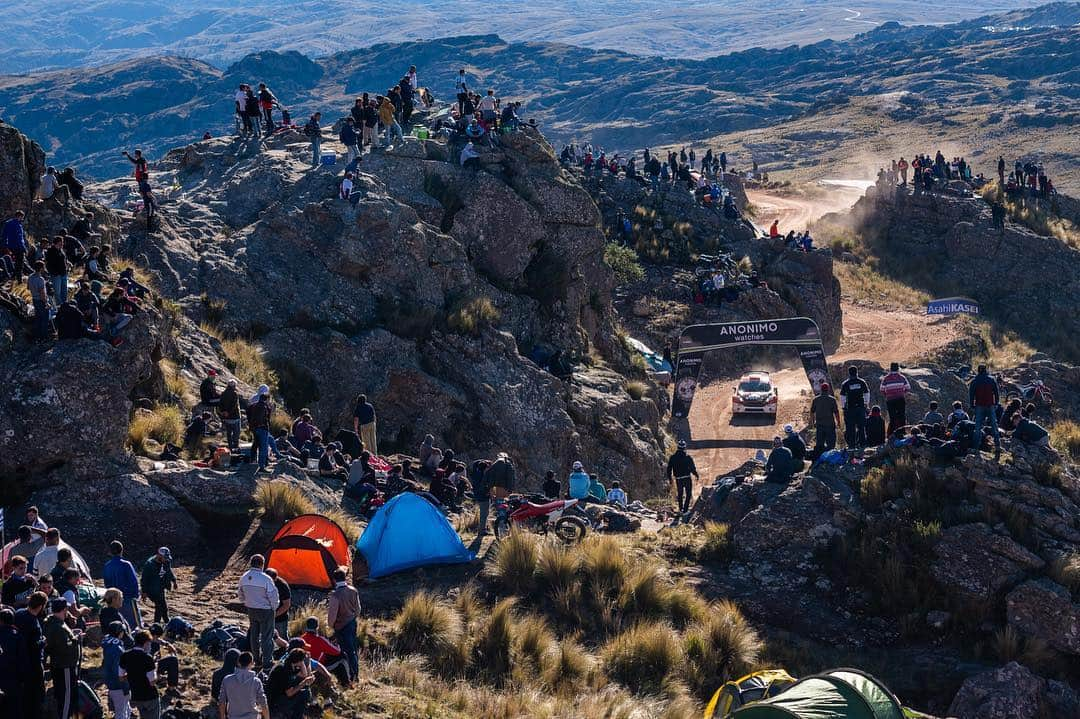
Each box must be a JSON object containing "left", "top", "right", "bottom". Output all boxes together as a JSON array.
[{"left": 671, "top": 318, "right": 831, "bottom": 418}]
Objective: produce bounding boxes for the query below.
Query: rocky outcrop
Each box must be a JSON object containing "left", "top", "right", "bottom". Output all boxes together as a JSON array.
[
  {"left": 89, "top": 124, "right": 667, "bottom": 495},
  {"left": 844, "top": 185, "right": 1080, "bottom": 362},
  {"left": 948, "top": 662, "right": 1080, "bottom": 719},
  {"left": 930, "top": 523, "right": 1044, "bottom": 604},
  {"left": 0, "top": 123, "right": 44, "bottom": 218},
  {"left": 1006, "top": 579, "right": 1080, "bottom": 655}
]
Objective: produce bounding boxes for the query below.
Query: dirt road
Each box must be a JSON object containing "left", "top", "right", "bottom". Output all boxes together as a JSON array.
[
  {"left": 685, "top": 306, "right": 959, "bottom": 480},
  {"left": 746, "top": 185, "right": 866, "bottom": 233}
]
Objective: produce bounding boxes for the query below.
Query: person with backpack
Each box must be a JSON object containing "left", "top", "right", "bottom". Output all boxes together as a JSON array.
[
  {"left": 302, "top": 113, "right": 322, "bottom": 166},
  {"left": 968, "top": 364, "right": 1001, "bottom": 459},
  {"left": 339, "top": 118, "right": 360, "bottom": 166},
  {"left": 840, "top": 366, "right": 870, "bottom": 448},
  {"left": 122, "top": 149, "right": 149, "bottom": 184},
  {"left": 257, "top": 83, "right": 278, "bottom": 134},
  {"left": 879, "top": 362, "right": 911, "bottom": 437}
]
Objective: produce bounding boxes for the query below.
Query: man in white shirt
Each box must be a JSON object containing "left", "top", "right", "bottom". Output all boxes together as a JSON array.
[
  {"left": 234, "top": 84, "right": 248, "bottom": 133},
  {"left": 237, "top": 554, "right": 279, "bottom": 669},
  {"left": 39, "top": 167, "right": 59, "bottom": 199}
]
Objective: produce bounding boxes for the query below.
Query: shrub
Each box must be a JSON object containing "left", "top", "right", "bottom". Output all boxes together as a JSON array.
[
  {"left": 200, "top": 293, "right": 228, "bottom": 324},
  {"left": 666, "top": 584, "right": 708, "bottom": 629},
  {"left": 603, "top": 243, "right": 645, "bottom": 286},
  {"left": 127, "top": 405, "right": 185, "bottom": 453},
  {"left": 472, "top": 598, "right": 517, "bottom": 683},
  {"left": 453, "top": 584, "right": 483, "bottom": 627},
  {"left": 488, "top": 531, "right": 538, "bottom": 592},
  {"left": 160, "top": 360, "right": 191, "bottom": 405},
  {"left": 447, "top": 297, "right": 501, "bottom": 336},
  {"left": 602, "top": 622, "right": 684, "bottom": 696},
  {"left": 699, "top": 522, "right": 732, "bottom": 563},
  {"left": 625, "top": 380, "right": 648, "bottom": 400},
  {"left": 912, "top": 520, "right": 942, "bottom": 547},
  {"left": 1050, "top": 420, "right": 1080, "bottom": 462},
  {"left": 269, "top": 408, "right": 293, "bottom": 436},
  {"left": 253, "top": 481, "right": 315, "bottom": 521},
  {"left": 221, "top": 336, "right": 277, "bottom": 389},
  {"left": 515, "top": 613, "right": 556, "bottom": 674},
  {"left": 1051, "top": 551, "right": 1080, "bottom": 595},
  {"left": 393, "top": 591, "right": 463, "bottom": 660},
  {"left": 860, "top": 467, "right": 888, "bottom": 510},
  {"left": 683, "top": 601, "right": 763, "bottom": 699},
  {"left": 535, "top": 541, "right": 579, "bottom": 598},
  {"left": 543, "top": 639, "right": 592, "bottom": 691},
  {"left": 618, "top": 565, "right": 674, "bottom": 625},
  {"left": 990, "top": 626, "right": 1055, "bottom": 669},
  {"left": 1031, "top": 462, "right": 1063, "bottom": 489}
]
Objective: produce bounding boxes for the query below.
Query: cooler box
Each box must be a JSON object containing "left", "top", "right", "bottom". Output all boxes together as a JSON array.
[{"left": 321, "top": 153, "right": 337, "bottom": 166}]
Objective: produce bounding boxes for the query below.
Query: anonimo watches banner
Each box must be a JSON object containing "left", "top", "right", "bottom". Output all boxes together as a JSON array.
[
  {"left": 671, "top": 318, "right": 831, "bottom": 418},
  {"left": 926, "top": 297, "right": 980, "bottom": 316}
]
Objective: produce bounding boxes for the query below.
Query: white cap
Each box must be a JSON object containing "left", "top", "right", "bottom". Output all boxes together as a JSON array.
[
  {"left": 572, "top": 461, "right": 583, "bottom": 471},
  {"left": 783, "top": 424, "right": 794, "bottom": 433},
  {"left": 257, "top": 384, "right": 270, "bottom": 395}
]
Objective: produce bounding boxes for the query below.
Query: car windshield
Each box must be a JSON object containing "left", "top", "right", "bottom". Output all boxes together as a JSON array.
[{"left": 739, "top": 380, "right": 771, "bottom": 393}]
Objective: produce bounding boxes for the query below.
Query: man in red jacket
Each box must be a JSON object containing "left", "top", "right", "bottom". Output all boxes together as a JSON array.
[{"left": 879, "top": 362, "right": 911, "bottom": 437}]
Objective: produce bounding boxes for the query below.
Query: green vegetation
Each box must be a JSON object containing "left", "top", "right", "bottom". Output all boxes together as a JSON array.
[
  {"left": 127, "top": 405, "right": 184, "bottom": 454},
  {"left": 603, "top": 242, "right": 645, "bottom": 286}
]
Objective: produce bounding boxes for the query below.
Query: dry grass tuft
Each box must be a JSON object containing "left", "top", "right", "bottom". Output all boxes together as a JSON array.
[
  {"left": 699, "top": 522, "right": 732, "bottom": 563},
  {"left": 127, "top": 405, "right": 184, "bottom": 454},
  {"left": 1051, "top": 551, "right": 1080, "bottom": 595},
  {"left": 625, "top": 380, "right": 648, "bottom": 400},
  {"left": 683, "top": 600, "right": 763, "bottom": 700},
  {"left": 220, "top": 335, "right": 278, "bottom": 389},
  {"left": 488, "top": 530, "right": 539, "bottom": 592},
  {"left": 535, "top": 541, "right": 580, "bottom": 598},
  {"left": 447, "top": 296, "right": 500, "bottom": 336},
  {"left": 321, "top": 507, "right": 362, "bottom": 545},
  {"left": 254, "top": 481, "right": 315, "bottom": 521},
  {"left": 1050, "top": 420, "right": 1080, "bottom": 462},
  {"left": 393, "top": 591, "right": 464, "bottom": 661},
  {"left": 472, "top": 597, "right": 517, "bottom": 683},
  {"left": 602, "top": 622, "right": 684, "bottom": 696}
]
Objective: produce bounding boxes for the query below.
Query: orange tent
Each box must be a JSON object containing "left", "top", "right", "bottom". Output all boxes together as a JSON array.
[{"left": 266, "top": 514, "right": 351, "bottom": 590}]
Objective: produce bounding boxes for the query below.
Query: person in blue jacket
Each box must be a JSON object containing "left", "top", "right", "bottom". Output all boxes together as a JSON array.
[
  {"left": 568, "top": 461, "right": 590, "bottom": 499},
  {"left": 103, "top": 540, "right": 142, "bottom": 629}
]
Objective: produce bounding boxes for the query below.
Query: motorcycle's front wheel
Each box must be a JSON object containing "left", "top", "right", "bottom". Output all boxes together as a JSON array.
[{"left": 554, "top": 516, "right": 588, "bottom": 543}]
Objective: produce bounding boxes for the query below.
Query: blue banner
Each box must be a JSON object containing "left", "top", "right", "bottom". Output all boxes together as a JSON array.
[{"left": 927, "top": 297, "right": 980, "bottom": 316}]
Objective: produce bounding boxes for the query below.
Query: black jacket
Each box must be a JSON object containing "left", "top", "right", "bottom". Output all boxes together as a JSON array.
[{"left": 666, "top": 450, "right": 698, "bottom": 479}]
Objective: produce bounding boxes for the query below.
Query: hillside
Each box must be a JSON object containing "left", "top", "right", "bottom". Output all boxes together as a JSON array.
[
  {"left": 0, "top": 1, "right": 1048, "bottom": 72},
  {"left": 1, "top": 3, "right": 1078, "bottom": 182}
]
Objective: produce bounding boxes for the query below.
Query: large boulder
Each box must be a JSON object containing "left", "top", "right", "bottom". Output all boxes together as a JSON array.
[
  {"left": 1006, "top": 579, "right": 1080, "bottom": 655},
  {"left": 0, "top": 123, "right": 44, "bottom": 218},
  {"left": 930, "top": 523, "right": 1045, "bottom": 603},
  {"left": 948, "top": 662, "right": 1080, "bottom": 719}
]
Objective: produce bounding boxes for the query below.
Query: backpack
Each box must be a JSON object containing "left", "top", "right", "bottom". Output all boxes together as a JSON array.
[{"left": 196, "top": 621, "right": 248, "bottom": 659}]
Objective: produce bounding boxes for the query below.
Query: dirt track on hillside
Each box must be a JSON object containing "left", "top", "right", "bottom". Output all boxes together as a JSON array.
[
  {"left": 746, "top": 186, "right": 865, "bottom": 232},
  {"left": 684, "top": 296, "right": 959, "bottom": 481}
]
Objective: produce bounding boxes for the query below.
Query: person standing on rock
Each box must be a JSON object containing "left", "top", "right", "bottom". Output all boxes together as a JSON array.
[
  {"left": 968, "top": 364, "right": 1001, "bottom": 460},
  {"left": 997, "top": 156, "right": 1006, "bottom": 186},
  {"left": 247, "top": 386, "right": 277, "bottom": 471},
  {"left": 140, "top": 547, "right": 176, "bottom": 624},
  {"left": 44, "top": 236, "right": 69, "bottom": 305},
  {"left": 257, "top": 83, "right": 278, "bottom": 134},
  {"left": 809, "top": 382, "right": 841, "bottom": 455},
  {"left": 28, "top": 261, "right": 52, "bottom": 341},
  {"left": 104, "top": 540, "right": 142, "bottom": 629},
  {"left": 898, "top": 157, "right": 909, "bottom": 186},
  {"left": 238, "top": 555, "right": 279, "bottom": 671},
  {"left": 219, "top": 379, "right": 243, "bottom": 451},
  {"left": 361, "top": 94, "right": 378, "bottom": 149},
  {"left": 339, "top": 117, "right": 360, "bottom": 167},
  {"left": 840, "top": 366, "right": 870, "bottom": 448},
  {"left": 352, "top": 394, "right": 377, "bottom": 456},
  {"left": 4, "top": 210, "right": 28, "bottom": 282},
  {"left": 378, "top": 97, "right": 402, "bottom": 147},
  {"left": 991, "top": 202, "right": 1006, "bottom": 233},
  {"left": 303, "top": 113, "right": 322, "bottom": 167},
  {"left": 665, "top": 441, "right": 699, "bottom": 516},
  {"left": 879, "top": 362, "right": 911, "bottom": 437}
]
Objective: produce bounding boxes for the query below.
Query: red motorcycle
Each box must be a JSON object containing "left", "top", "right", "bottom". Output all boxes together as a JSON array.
[
  {"left": 1006, "top": 379, "right": 1054, "bottom": 408},
  {"left": 493, "top": 495, "right": 588, "bottom": 542}
]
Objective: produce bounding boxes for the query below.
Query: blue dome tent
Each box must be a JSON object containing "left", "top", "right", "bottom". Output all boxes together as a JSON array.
[{"left": 356, "top": 493, "right": 474, "bottom": 578}]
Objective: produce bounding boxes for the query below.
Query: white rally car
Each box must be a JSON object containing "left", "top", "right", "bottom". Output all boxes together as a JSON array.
[{"left": 732, "top": 371, "right": 778, "bottom": 415}]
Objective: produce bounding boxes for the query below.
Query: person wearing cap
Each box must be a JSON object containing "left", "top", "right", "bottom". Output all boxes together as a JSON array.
[
  {"left": 665, "top": 442, "right": 699, "bottom": 515},
  {"left": 200, "top": 369, "right": 221, "bottom": 406},
  {"left": 300, "top": 617, "right": 351, "bottom": 685},
  {"left": 765, "top": 436, "right": 796, "bottom": 485},
  {"left": 237, "top": 555, "right": 279, "bottom": 670},
  {"left": 781, "top": 425, "right": 807, "bottom": 471},
  {"left": 567, "top": 461, "right": 591, "bottom": 500},
  {"left": 218, "top": 379, "right": 243, "bottom": 450},
  {"left": 105, "top": 540, "right": 143, "bottom": 628},
  {"left": 44, "top": 597, "right": 81, "bottom": 719},
  {"left": 141, "top": 548, "right": 177, "bottom": 624},
  {"left": 809, "top": 382, "right": 841, "bottom": 455},
  {"left": 15, "top": 591, "right": 49, "bottom": 719},
  {"left": 101, "top": 619, "right": 130, "bottom": 719}
]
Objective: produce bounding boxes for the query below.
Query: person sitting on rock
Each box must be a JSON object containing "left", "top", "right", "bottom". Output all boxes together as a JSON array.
[
  {"left": 567, "top": 461, "right": 590, "bottom": 500},
  {"left": 274, "top": 430, "right": 305, "bottom": 466},
  {"left": 922, "top": 401, "right": 944, "bottom": 426},
  {"left": 318, "top": 442, "right": 349, "bottom": 481},
  {"left": 461, "top": 140, "right": 481, "bottom": 170},
  {"left": 300, "top": 617, "right": 351, "bottom": 685},
  {"left": 200, "top": 369, "right": 221, "bottom": 407},
  {"left": 184, "top": 411, "right": 212, "bottom": 452},
  {"left": 606, "top": 481, "right": 628, "bottom": 507},
  {"left": 587, "top": 474, "right": 606, "bottom": 503},
  {"left": 1012, "top": 415, "right": 1050, "bottom": 447},
  {"left": 300, "top": 436, "right": 326, "bottom": 466},
  {"left": 781, "top": 424, "right": 807, "bottom": 470},
  {"left": 764, "top": 436, "right": 795, "bottom": 484},
  {"left": 430, "top": 469, "right": 461, "bottom": 512},
  {"left": 947, "top": 401, "right": 969, "bottom": 429},
  {"left": 865, "top": 406, "right": 887, "bottom": 446},
  {"left": 55, "top": 299, "right": 101, "bottom": 341},
  {"left": 542, "top": 470, "right": 561, "bottom": 499},
  {"left": 84, "top": 246, "right": 110, "bottom": 282},
  {"left": 58, "top": 167, "right": 84, "bottom": 202},
  {"left": 291, "top": 412, "right": 321, "bottom": 446},
  {"left": 1000, "top": 398, "right": 1023, "bottom": 432},
  {"left": 266, "top": 647, "right": 315, "bottom": 718}
]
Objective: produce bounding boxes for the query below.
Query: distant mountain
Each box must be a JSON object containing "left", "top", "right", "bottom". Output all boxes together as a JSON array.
[
  {"left": 1, "top": 4, "right": 1077, "bottom": 182},
  {"left": 0, "top": 0, "right": 1053, "bottom": 72}
]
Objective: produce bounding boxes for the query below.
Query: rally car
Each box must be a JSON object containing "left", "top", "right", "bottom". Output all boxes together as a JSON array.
[{"left": 732, "top": 371, "right": 778, "bottom": 415}]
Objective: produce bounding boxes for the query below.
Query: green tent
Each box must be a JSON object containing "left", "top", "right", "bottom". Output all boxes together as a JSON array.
[{"left": 731, "top": 668, "right": 905, "bottom": 719}]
